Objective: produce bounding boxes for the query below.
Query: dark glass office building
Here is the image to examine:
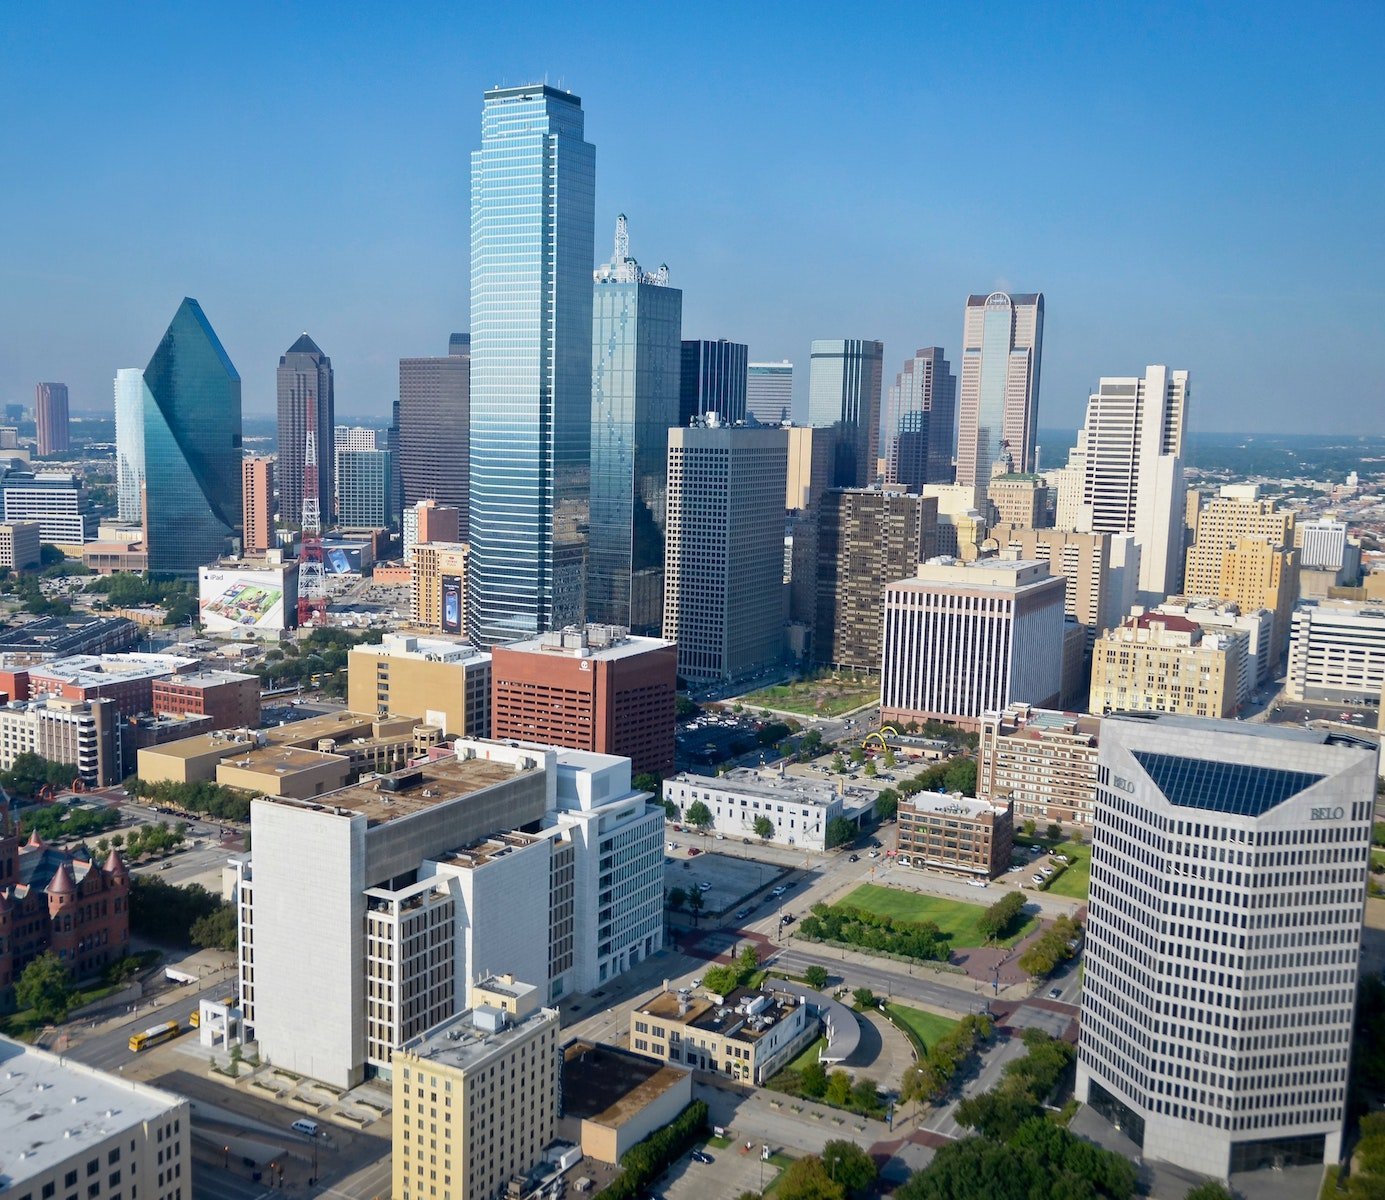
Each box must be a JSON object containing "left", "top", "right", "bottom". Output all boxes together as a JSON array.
[
  {"left": 276, "top": 333, "right": 334, "bottom": 527},
  {"left": 679, "top": 339, "right": 747, "bottom": 427},
  {"left": 142, "top": 298, "right": 243, "bottom": 574},
  {"left": 808, "top": 338, "right": 884, "bottom": 488},
  {"left": 398, "top": 336, "right": 469, "bottom": 530},
  {"left": 589, "top": 216, "right": 682, "bottom": 633}
]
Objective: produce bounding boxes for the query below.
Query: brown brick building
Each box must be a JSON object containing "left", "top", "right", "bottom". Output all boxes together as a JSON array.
[
  {"left": 0, "top": 799, "right": 131, "bottom": 995},
  {"left": 895, "top": 792, "right": 1013, "bottom": 879},
  {"left": 151, "top": 670, "right": 261, "bottom": 729},
  {"left": 491, "top": 625, "right": 676, "bottom": 777}
]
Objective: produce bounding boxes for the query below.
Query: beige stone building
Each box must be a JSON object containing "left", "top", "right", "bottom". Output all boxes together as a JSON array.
[
  {"left": 412, "top": 541, "right": 471, "bottom": 630},
  {"left": 785, "top": 425, "right": 837, "bottom": 512},
  {"left": 978, "top": 704, "right": 1101, "bottom": 827},
  {"left": 347, "top": 632, "right": 491, "bottom": 737},
  {"left": 1089, "top": 612, "right": 1243, "bottom": 719},
  {"left": 560, "top": 1041, "right": 693, "bottom": 1165},
  {"left": 814, "top": 488, "right": 937, "bottom": 671},
  {"left": 0, "top": 520, "right": 41, "bottom": 570},
  {"left": 1184, "top": 487, "right": 1299, "bottom": 659},
  {"left": 392, "top": 975, "right": 559, "bottom": 1200},
  {"left": 987, "top": 473, "right": 1046, "bottom": 528},
  {"left": 896, "top": 791, "right": 1013, "bottom": 878}
]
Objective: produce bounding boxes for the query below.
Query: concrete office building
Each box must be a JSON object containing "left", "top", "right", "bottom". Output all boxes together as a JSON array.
[
  {"left": 662, "top": 768, "right": 848, "bottom": 851},
  {"left": 113, "top": 368, "right": 147, "bottom": 524},
  {"left": 883, "top": 347, "right": 956, "bottom": 489},
  {"left": 814, "top": 489, "right": 938, "bottom": 672},
  {"left": 987, "top": 473, "right": 1047, "bottom": 528},
  {"left": 630, "top": 984, "right": 813, "bottom": 1084},
  {"left": 0, "top": 696, "right": 122, "bottom": 787},
  {"left": 276, "top": 333, "right": 334, "bottom": 532},
  {"left": 241, "top": 456, "right": 274, "bottom": 553},
  {"left": 956, "top": 292, "right": 1044, "bottom": 491},
  {"left": 747, "top": 360, "right": 793, "bottom": 424},
  {"left": 1058, "top": 367, "right": 1190, "bottom": 601},
  {"left": 347, "top": 633, "right": 492, "bottom": 738},
  {"left": 1136, "top": 597, "right": 1275, "bottom": 688},
  {"left": 807, "top": 338, "right": 884, "bottom": 488},
  {"left": 1090, "top": 613, "right": 1245, "bottom": 719},
  {"left": 35, "top": 382, "right": 70, "bottom": 455},
  {"left": 491, "top": 625, "right": 676, "bottom": 777},
  {"left": 392, "top": 976, "right": 559, "bottom": 1200},
  {"left": 403, "top": 498, "right": 461, "bottom": 564},
  {"left": 398, "top": 340, "right": 470, "bottom": 528},
  {"left": 1296, "top": 517, "right": 1361, "bottom": 597},
  {"left": 785, "top": 426, "right": 838, "bottom": 512},
  {"left": 1, "top": 470, "right": 89, "bottom": 545},
  {"left": 0, "top": 520, "right": 41, "bottom": 570},
  {"left": 0, "top": 1037, "right": 189, "bottom": 1200},
  {"left": 471, "top": 85, "right": 595, "bottom": 645},
  {"left": 921, "top": 482, "right": 990, "bottom": 557},
  {"left": 880, "top": 556, "right": 1066, "bottom": 731},
  {"left": 1185, "top": 487, "right": 1299, "bottom": 660},
  {"left": 590, "top": 215, "right": 682, "bottom": 633},
  {"left": 896, "top": 791, "right": 1014, "bottom": 879},
  {"left": 679, "top": 339, "right": 747, "bottom": 426},
  {"left": 1077, "top": 714, "right": 1375, "bottom": 1178},
  {"left": 1287, "top": 599, "right": 1385, "bottom": 706},
  {"left": 236, "top": 742, "right": 662, "bottom": 1087},
  {"left": 411, "top": 542, "right": 471, "bottom": 632},
  {"left": 989, "top": 524, "right": 1141, "bottom": 651},
  {"left": 978, "top": 704, "right": 1102, "bottom": 827},
  {"left": 663, "top": 422, "right": 787, "bottom": 685}
]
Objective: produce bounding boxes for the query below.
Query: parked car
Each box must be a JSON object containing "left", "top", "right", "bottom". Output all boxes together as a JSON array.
[
  {"left": 780, "top": 913, "right": 794, "bottom": 926},
  {"left": 848, "top": 853, "right": 860, "bottom": 862},
  {"left": 734, "top": 908, "right": 751, "bottom": 921},
  {"left": 666, "top": 841, "right": 678, "bottom": 850},
  {"left": 1048, "top": 987, "right": 1063, "bottom": 999},
  {"left": 1032, "top": 874, "right": 1044, "bottom": 885},
  {"left": 868, "top": 850, "right": 881, "bottom": 859},
  {"left": 691, "top": 1150, "right": 713, "bottom": 1165},
  {"left": 687, "top": 848, "right": 702, "bottom": 857},
  {"left": 1040, "top": 867, "right": 1054, "bottom": 878},
  {"left": 966, "top": 878, "right": 988, "bottom": 888},
  {"left": 769, "top": 885, "right": 786, "bottom": 898},
  {"left": 698, "top": 881, "right": 712, "bottom": 892}
]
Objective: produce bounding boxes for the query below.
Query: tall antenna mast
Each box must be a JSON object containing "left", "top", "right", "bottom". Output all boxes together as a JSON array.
[{"left": 297, "top": 395, "right": 327, "bottom": 627}]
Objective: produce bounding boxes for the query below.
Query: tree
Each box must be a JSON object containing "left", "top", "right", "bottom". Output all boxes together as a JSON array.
[
  {"left": 667, "top": 886, "right": 686, "bottom": 911},
  {"left": 190, "top": 906, "right": 238, "bottom": 951},
  {"left": 1183, "top": 1186, "right": 1234, "bottom": 1200},
  {"left": 849, "top": 746, "right": 866, "bottom": 766},
  {"left": 863, "top": 760, "right": 877, "bottom": 778},
  {"left": 976, "top": 891, "right": 1026, "bottom": 944},
  {"left": 822, "top": 1140, "right": 877, "bottom": 1196},
  {"left": 804, "top": 964, "right": 829, "bottom": 990},
  {"left": 16, "top": 952, "right": 74, "bottom": 1022},
  {"left": 825, "top": 1069, "right": 851, "bottom": 1106},
  {"left": 801, "top": 729, "right": 823, "bottom": 756},
  {"left": 801, "top": 1059, "right": 828, "bottom": 1098},
  {"left": 702, "top": 964, "right": 739, "bottom": 994},
  {"left": 883, "top": 746, "right": 896, "bottom": 768},
  {"left": 754, "top": 815, "right": 774, "bottom": 840},
  {"left": 874, "top": 789, "right": 898, "bottom": 821},
  {"left": 686, "top": 800, "right": 714, "bottom": 831},
  {"left": 634, "top": 772, "right": 663, "bottom": 795},
  {"left": 1021, "top": 818, "right": 1037, "bottom": 839},
  {"left": 777, "top": 1156, "right": 845, "bottom": 1200},
  {"left": 852, "top": 986, "right": 876, "bottom": 1009},
  {"left": 687, "top": 888, "right": 705, "bottom": 924},
  {"left": 1046, "top": 822, "right": 1062, "bottom": 842},
  {"left": 831, "top": 752, "right": 846, "bottom": 774},
  {"left": 943, "top": 757, "right": 977, "bottom": 797},
  {"left": 738, "top": 942, "right": 760, "bottom": 976},
  {"left": 825, "top": 817, "right": 856, "bottom": 849},
  {"left": 850, "top": 1077, "right": 880, "bottom": 1112}
]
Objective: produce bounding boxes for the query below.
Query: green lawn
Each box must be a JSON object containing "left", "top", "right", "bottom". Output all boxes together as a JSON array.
[
  {"left": 739, "top": 673, "right": 879, "bottom": 717},
  {"left": 1045, "top": 841, "right": 1091, "bottom": 899},
  {"left": 1372, "top": 849, "right": 1385, "bottom": 871},
  {"left": 842, "top": 883, "right": 1038, "bottom": 948},
  {"left": 884, "top": 1002, "right": 959, "bottom": 1053},
  {"left": 784, "top": 1034, "right": 827, "bottom": 1073}
]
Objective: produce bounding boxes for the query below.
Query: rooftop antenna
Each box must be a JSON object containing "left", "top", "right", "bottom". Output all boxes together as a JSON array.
[{"left": 614, "top": 213, "right": 629, "bottom": 263}]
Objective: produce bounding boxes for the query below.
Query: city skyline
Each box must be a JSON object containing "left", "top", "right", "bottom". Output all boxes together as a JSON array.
[{"left": 2, "top": 5, "right": 1380, "bottom": 435}]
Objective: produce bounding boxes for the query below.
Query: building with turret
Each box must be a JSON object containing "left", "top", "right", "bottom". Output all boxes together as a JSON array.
[{"left": 0, "top": 797, "right": 130, "bottom": 997}]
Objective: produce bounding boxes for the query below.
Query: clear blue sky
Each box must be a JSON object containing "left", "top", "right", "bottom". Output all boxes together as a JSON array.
[{"left": 2, "top": 1, "right": 1381, "bottom": 435}]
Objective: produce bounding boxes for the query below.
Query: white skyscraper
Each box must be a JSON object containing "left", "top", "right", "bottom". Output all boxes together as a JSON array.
[
  {"left": 1077, "top": 713, "right": 1374, "bottom": 1180},
  {"left": 113, "top": 368, "right": 147, "bottom": 524},
  {"left": 747, "top": 361, "right": 793, "bottom": 424},
  {"left": 955, "top": 292, "right": 1044, "bottom": 493},
  {"left": 1058, "top": 365, "right": 1190, "bottom": 603}
]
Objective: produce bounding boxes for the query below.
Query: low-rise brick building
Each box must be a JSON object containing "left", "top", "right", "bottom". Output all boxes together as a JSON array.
[{"left": 896, "top": 791, "right": 1013, "bottom": 879}]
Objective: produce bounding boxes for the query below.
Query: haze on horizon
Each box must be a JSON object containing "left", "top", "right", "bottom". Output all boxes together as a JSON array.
[{"left": 1, "top": 1, "right": 1381, "bottom": 436}]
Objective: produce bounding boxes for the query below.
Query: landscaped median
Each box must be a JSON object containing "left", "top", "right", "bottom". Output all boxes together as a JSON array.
[{"left": 738, "top": 670, "right": 880, "bottom": 718}]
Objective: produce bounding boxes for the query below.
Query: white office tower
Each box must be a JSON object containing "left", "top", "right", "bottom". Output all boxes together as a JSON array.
[
  {"left": 1058, "top": 366, "right": 1190, "bottom": 603},
  {"left": 1077, "top": 714, "right": 1375, "bottom": 1180}
]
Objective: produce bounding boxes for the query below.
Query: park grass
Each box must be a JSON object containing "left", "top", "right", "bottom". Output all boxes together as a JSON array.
[
  {"left": 1372, "top": 849, "right": 1385, "bottom": 871},
  {"left": 1045, "top": 841, "right": 1091, "bottom": 900},
  {"left": 738, "top": 673, "right": 879, "bottom": 718},
  {"left": 784, "top": 1034, "right": 827, "bottom": 1073},
  {"left": 884, "top": 1002, "right": 959, "bottom": 1054},
  {"left": 842, "top": 883, "right": 1039, "bottom": 949}
]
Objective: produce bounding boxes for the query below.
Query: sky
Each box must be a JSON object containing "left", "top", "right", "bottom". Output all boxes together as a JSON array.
[{"left": 2, "top": 1, "right": 1382, "bottom": 436}]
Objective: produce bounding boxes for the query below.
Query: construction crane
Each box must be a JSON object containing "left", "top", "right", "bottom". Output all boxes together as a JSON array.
[{"left": 297, "top": 396, "right": 328, "bottom": 627}]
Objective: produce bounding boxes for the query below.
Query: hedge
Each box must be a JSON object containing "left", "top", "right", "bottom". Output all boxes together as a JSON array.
[{"left": 594, "top": 1100, "right": 709, "bottom": 1200}]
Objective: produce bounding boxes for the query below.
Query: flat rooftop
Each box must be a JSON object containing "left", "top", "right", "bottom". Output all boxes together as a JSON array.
[
  {"left": 499, "top": 625, "right": 673, "bottom": 662},
  {"left": 29, "top": 653, "right": 197, "bottom": 686},
  {"left": 562, "top": 1041, "right": 689, "bottom": 1126},
  {"left": 155, "top": 669, "right": 258, "bottom": 687},
  {"left": 276, "top": 754, "right": 529, "bottom": 827},
  {"left": 355, "top": 634, "right": 490, "bottom": 666},
  {"left": 673, "top": 767, "right": 840, "bottom": 807},
  {"left": 635, "top": 986, "right": 800, "bottom": 1044},
  {"left": 895, "top": 556, "right": 1055, "bottom": 592},
  {"left": 1107, "top": 711, "right": 1377, "bottom": 752},
  {"left": 0, "top": 1036, "right": 182, "bottom": 1188},
  {"left": 217, "top": 745, "right": 345, "bottom": 776},
  {"left": 262, "top": 709, "right": 383, "bottom": 745},
  {"left": 140, "top": 730, "right": 255, "bottom": 760},
  {"left": 401, "top": 1006, "right": 556, "bottom": 1073},
  {"left": 437, "top": 831, "right": 542, "bottom": 870},
  {"left": 904, "top": 791, "right": 1007, "bottom": 819}
]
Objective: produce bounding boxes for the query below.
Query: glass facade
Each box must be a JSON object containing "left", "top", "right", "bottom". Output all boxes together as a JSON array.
[
  {"left": 747, "top": 361, "right": 793, "bottom": 424},
  {"left": 589, "top": 228, "right": 682, "bottom": 633},
  {"left": 469, "top": 85, "right": 595, "bottom": 646},
  {"left": 678, "top": 339, "right": 747, "bottom": 426},
  {"left": 113, "top": 367, "right": 147, "bottom": 523},
  {"left": 276, "top": 334, "right": 335, "bottom": 528},
  {"left": 957, "top": 292, "right": 1043, "bottom": 490},
  {"left": 142, "top": 297, "right": 243, "bottom": 574},
  {"left": 883, "top": 347, "right": 955, "bottom": 489},
  {"left": 806, "top": 338, "right": 884, "bottom": 488},
  {"left": 337, "top": 448, "right": 395, "bottom": 530}
]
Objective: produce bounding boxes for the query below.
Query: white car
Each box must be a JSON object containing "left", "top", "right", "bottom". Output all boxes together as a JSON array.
[
  {"left": 1032, "top": 874, "right": 1045, "bottom": 885},
  {"left": 966, "top": 879, "right": 988, "bottom": 888},
  {"left": 697, "top": 881, "right": 712, "bottom": 892}
]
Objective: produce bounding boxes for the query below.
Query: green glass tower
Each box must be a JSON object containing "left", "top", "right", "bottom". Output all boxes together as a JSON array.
[{"left": 142, "top": 298, "right": 243, "bottom": 574}]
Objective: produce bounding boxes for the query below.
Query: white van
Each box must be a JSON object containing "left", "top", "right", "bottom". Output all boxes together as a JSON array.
[{"left": 290, "top": 1119, "right": 319, "bottom": 1138}]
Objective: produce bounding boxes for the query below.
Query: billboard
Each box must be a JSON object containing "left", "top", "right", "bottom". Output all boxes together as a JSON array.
[
  {"left": 322, "top": 540, "right": 368, "bottom": 575},
  {"left": 199, "top": 568, "right": 289, "bottom": 632},
  {"left": 441, "top": 574, "right": 462, "bottom": 633}
]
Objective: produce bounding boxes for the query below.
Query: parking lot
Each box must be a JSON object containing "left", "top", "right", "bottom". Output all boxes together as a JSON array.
[
  {"left": 662, "top": 1140, "right": 783, "bottom": 1200},
  {"left": 664, "top": 849, "right": 793, "bottom": 918},
  {"left": 674, "top": 710, "right": 778, "bottom": 769}
]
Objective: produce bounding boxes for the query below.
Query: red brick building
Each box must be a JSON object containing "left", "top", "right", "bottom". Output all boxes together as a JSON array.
[
  {"left": 491, "top": 625, "right": 676, "bottom": 777},
  {"left": 0, "top": 801, "right": 131, "bottom": 994},
  {"left": 23, "top": 653, "right": 197, "bottom": 719},
  {"left": 152, "top": 670, "right": 261, "bottom": 730}
]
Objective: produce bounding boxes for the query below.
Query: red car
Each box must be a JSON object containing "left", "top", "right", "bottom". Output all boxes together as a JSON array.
[{"left": 687, "top": 847, "right": 702, "bottom": 857}]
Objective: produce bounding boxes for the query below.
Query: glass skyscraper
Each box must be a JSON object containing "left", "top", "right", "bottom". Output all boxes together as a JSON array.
[
  {"left": 747, "top": 361, "right": 793, "bottom": 424},
  {"left": 883, "top": 347, "right": 956, "bottom": 489},
  {"left": 336, "top": 448, "right": 394, "bottom": 530},
  {"left": 807, "top": 338, "right": 884, "bottom": 488},
  {"left": 589, "top": 214, "right": 682, "bottom": 633},
  {"left": 276, "top": 334, "right": 334, "bottom": 527},
  {"left": 142, "top": 298, "right": 243, "bottom": 574},
  {"left": 113, "top": 367, "right": 147, "bottom": 523},
  {"left": 679, "top": 339, "right": 748, "bottom": 426},
  {"left": 469, "top": 84, "right": 595, "bottom": 646}
]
